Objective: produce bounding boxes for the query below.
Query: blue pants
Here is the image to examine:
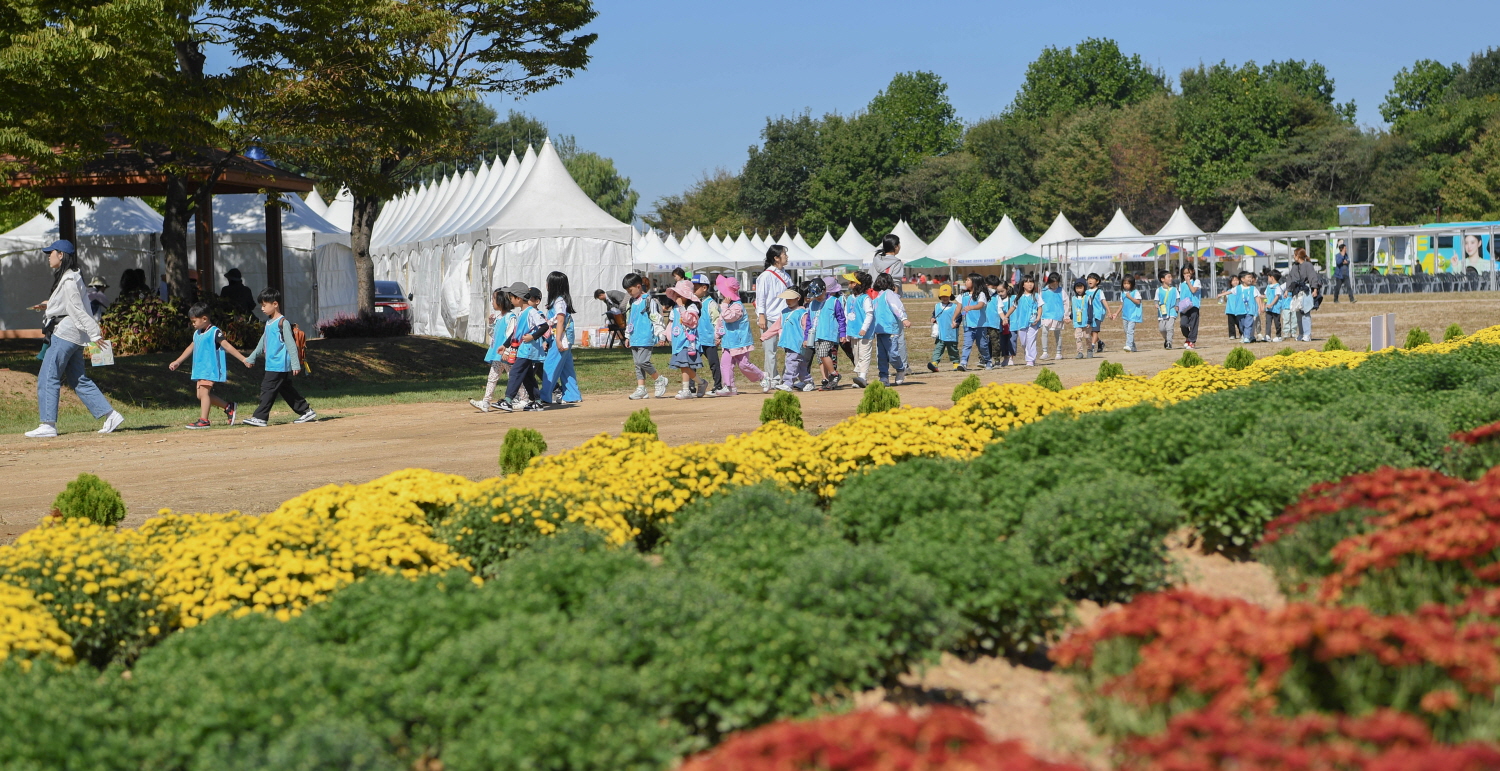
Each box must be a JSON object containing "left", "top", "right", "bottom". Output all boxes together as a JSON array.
[
  {"left": 876, "top": 334, "right": 896, "bottom": 381},
  {"left": 1238, "top": 314, "right": 1255, "bottom": 341},
  {"left": 961, "top": 327, "right": 990, "bottom": 367},
  {"left": 541, "top": 345, "right": 580, "bottom": 403},
  {"left": 37, "top": 337, "right": 113, "bottom": 424}
]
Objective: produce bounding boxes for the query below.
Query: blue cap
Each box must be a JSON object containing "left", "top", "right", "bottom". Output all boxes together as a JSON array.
[
  {"left": 691, "top": 272, "right": 711, "bottom": 285},
  {"left": 42, "top": 239, "right": 74, "bottom": 255}
]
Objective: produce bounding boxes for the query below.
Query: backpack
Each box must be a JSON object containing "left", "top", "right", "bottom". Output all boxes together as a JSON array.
[{"left": 281, "top": 317, "right": 311, "bottom": 374}]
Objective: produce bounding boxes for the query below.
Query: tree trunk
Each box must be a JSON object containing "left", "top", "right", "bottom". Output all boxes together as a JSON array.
[
  {"left": 351, "top": 190, "right": 382, "bottom": 314},
  {"left": 161, "top": 173, "right": 193, "bottom": 299}
]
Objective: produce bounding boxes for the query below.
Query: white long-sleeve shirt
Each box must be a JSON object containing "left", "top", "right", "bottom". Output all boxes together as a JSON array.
[
  {"left": 753, "top": 267, "right": 794, "bottom": 324},
  {"left": 43, "top": 269, "right": 102, "bottom": 345}
]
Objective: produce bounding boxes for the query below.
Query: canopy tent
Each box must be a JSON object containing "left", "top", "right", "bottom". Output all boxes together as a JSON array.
[
  {"left": 1155, "top": 206, "right": 1205, "bottom": 238},
  {"left": 905, "top": 256, "right": 947, "bottom": 268},
  {"left": 837, "top": 223, "right": 878, "bottom": 258},
  {"left": 791, "top": 231, "right": 817, "bottom": 257},
  {"left": 922, "top": 217, "right": 980, "bottom": 264},
  {"left": 952, "top": 215, "right": 1034, "bottom": 266},
  {"left": 322, "top": 187, "right": 353, "bottom": 233},
  {"left": 809, "top": 228, "right": 866, "bottom": 268},
  {"left": 1214, "top": 206, "right": 1288, "bottom": 271},
  {"left": 632, "top": 229, "right": 684, "bottom": 271},
  {"left": 1032, "top": 212, "right": 1086, "bottom": 272},
  {"left": 751, "top": 232, "right": 767, "bottom": 252},
  {"left": 772, "top": 231, "right": 821, "bottom": 270},
  {"left": 7, "top": 196, "right": 162, "bottom": 237},
  {"left": 303, "top": 188, "right": 330, "bottom": 217},
  {"left": 889, "top": 219, "right": 928, "bottom": 262},
  {"left": 721, "top": 232, "right": 766, "bottom": 272},
  {"left": 1070, "top": 208, "right": 1144, "bottom": 275},
  {"left": 1002, "top": 253, "right": 1045, "bottom": 265},
  {"left": 663, "top": 232, "right": 684, "bottom": 255}
]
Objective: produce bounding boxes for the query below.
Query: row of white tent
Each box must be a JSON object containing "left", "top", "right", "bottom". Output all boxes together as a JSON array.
[
  {"left": 0, "top": 194, "right": 357, "bottom": 333},
  {"left": 630, "top": 205, "right": 1286, "bottom": 277}
]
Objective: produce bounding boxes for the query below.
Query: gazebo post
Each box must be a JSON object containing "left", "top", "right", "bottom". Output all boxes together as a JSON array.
[
  {"left": 195, "top": 194, "right": 214, "bottom": 300},
  {"left": 265, "top": 198, "right": 284, "bottom": 294},
  {"left": 59, "top": 197, "right": 76, "bottom": 245}
]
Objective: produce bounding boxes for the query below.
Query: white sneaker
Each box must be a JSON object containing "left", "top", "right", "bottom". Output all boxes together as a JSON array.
[
  {"left": 713, "top": 386, "right": 733, "bottom": 397},
  {"left": 1054, "top": 353, "right": 1063, "bottom": 361},
  {"left": 775, "top": 382, "right": 793, "bottom": 392},
  {"left": 243, "top": 417, "right": 268, "bottom": 427},
  {"left": 1273, "top": 336, "right": 1282, "bottom": 343},
  {"left": 25, "top": 424, "right": 57, "bottom": 438},
  {"left": 628, "top": 386, "right": 649, "bottom": 400},
  {"left": 653, "top": 375, "right": 670, "bottom": 398},
  {"left": 674, "top": 388, "right": 692, "bottom": 400},
  {"left": 800, "top": 382, "right": 815, "bottom": 392},
  {"left": 469, "top": 399, "right": 490, "bottom": 413},
  {"left": 894, "top": 370, "right": 906, "bottom": 385},
  {"left": 294, "top": 410, "right": 318, "bottom": 423},
  {"left": 761, "top": 379, "right": 772, "bottom": 393},
  {"left": 99, "top": 411, "right": 124, "bottom": 434}
]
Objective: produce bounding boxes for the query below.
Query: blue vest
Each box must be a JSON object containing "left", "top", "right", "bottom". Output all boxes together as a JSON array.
[
  {"left": 847, "top": 293, "right": 875, "bottom": 339},
  {"left": 1121, "top": 290, "right": 1143, "bottom": 323},
  {"left": 484, "top": 311, "right": 514, "bottom": 362},
  {"left": 984, "top": 293, "right": 1003, "bottom": 329},
  {"left": 961, "top": 291, "right": 985, "bottom": 328},
  {"left": 1156, "top": 286, "right": 1178, "bottom": 318},
  {"left": 721, "top": 300, "right": 753, "bottom": 349},
  {"left": 265, "top": 318, "right": 290, "bottom": 372},
  {"left": 1182, "top": 279, "right": 1202, "bottom": 309},
  {"left": 1071, "top": 293, "right": 1089, "bottom": 327},
  {"left": 1086, "top": 287, "right": 1106, "bottom": 324},
  {"left": 1013, "top": 295, "right": 1038, "bottom": 328},
  {"left": 1226, "top": 286, "right": 1243, "bottom": 315},
  {"left": 873, "top": 291, "right": 898, "bottom": 335},
  {"left": 934, "top": 302, "right": 958, "bottom": 341},
  {"left": 191, "top": 325, "right": 226, "bottom": 382},
  {"left": 516, "top": 307, "right": 546, "bottom": 360},
  {"left": 813, "top": 297, "right": 841, "bottom": 342},
  {"left": 697, "top": 297, "right": 718, "bottom": 346},
  {"left": 1040, "top": 287, "right": 1065, "bottom": 321},
  {"left": 627, "top": 295, "right": 656, "bottom": 347},
  {"left": 670, "top": 306, "right": 693, "bottom": 354},
  {"left": 779, "top": 307, "right": 808, "bottom": 351}
]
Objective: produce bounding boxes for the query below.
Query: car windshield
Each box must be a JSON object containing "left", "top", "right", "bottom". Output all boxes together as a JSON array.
[{"left": 374, "top": 281, "right": 405, "bottom": 297}]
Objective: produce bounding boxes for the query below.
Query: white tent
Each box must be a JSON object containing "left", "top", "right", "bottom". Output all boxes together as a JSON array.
[
  {"left": 304, "top": 188, "right": 330, "bottom": 217},
  {"left": 922, "top": 217, "right": 981, "bottom": 264},
  {"left": 1215, "top": 206, "right": 1287, "bottom": 270},
  {"left": 810, "top": 228, "right": 866, "bottom": 268},
  {"left": 663, "top": 232, "right": 685, "bottom": 255},
  {"left": 1155, "top": 206, "right": 1205, "bottom": 238},
  {"left": 751, "top": 232, "right": 767, "bottom": 252},
  {"left": 772, "top": 231, "right": 820, "bottom": 270},
  {"left": 7, "top": 196, "right": 162, "bottom": 237},
  {"left": 952, "top": 215, "right": 1034, "bottom": 266},
  {"left": 838, "top": 223, "right": 878, "bottom": 258},
  {"left": 890, "top": 219, "right": 928, "bottom": 262},
  {"left": 633, "top": 229, "right": 684, "bottom": 271},
  {"left": 1072, "top": 208, "right": 1144, "bottom": 275},
  {"left": 322, "top": 187, "right": 354, "bottom": 233},
  {"left": 722, "top": 233, "right": 765, "bottom": 271},
  {"left": 1033, "top": 212, "right": 1086, "bottom": 255}
]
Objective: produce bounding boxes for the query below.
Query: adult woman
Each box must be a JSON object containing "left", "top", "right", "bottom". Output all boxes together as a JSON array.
[
  {"left": 27, "top": 240, "right": 124, "bottom": 438},
  {"left": 1283, "top": 248, "right": 1322, "bottom": 342},
  {"left": 539, "top": 271, "right": 581, "bottom": 404},
  {"left": 754, "top": 245, "right": 794, "bottom": 390},
  {"left": 872, "top": 234, "right": 903, "bottom": 281},
  {"left": 1177, "top": 265, "right": 1202, "bottom": 350}
]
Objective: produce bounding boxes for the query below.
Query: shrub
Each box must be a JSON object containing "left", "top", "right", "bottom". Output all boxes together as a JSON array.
[
  {"left": 884, "top": 508, "right": 1070, "bottom": 654},
  {"left": 1174, "top": 349, "right": 1204, "bottom": 367},
  {"left": 1256, "top": 506, "right": 1375, "bottom": 598},
  {"left": 1033, "top": 367, "right": 1063, "bottom": 391},
  {"left": 51, "top": 473, "right": 127, "bottom": 527},
  {"left": 1445, "top": 323, "right": 1466, "bottom": 341},
  {"left": 759, "top": 390, "right": 803, "bottom": 428},
  {"left": 101, "top": 294, "right": 258, "bottom": 355},
  {"left": 1277, "top": 346, "right": 1296, "bottom": 356},
  {"left": 623, "top": 408, "right": 658, "bottom": 436},
  {"left": 1019, "top": 471, "right": 1182, "bottom": 603},
  {"left": 1170, "top": 449, "right": 1309, "bottom": 554},
  {"left": 1442, "top": 420, "right": 1500, "bottom": 479},
  {"left": 828, "top": 457, "right": 979, "bottom": 544},
  {"left": 857, "top": 381, "right": 901, "bottom": 415},
  {"left": 1095, "top": 360, "right": 1126, "bottom": 381},
  {"left": 663, "top": 484, "right": 836, "bottom": 600},
  {"left": 679, "top": 707, "right": 1087, "bottom": 771},
  {"left": 1223, "top": 346, "right": 1255, "bottom": 370},
  {"left": 498, "top": 428, "right": 547, "bottom": 474},
  {"left": 316, "top": 311, "right": 410, "bottom": 339},
  {"left": 1405, "top": 326, "right": 1433, "bottom": 349},
  {"left": 951, "top": 374, "right": 981, "bottom": 402},
  {"left": 1323, "top": 335, "right": 1348, "bottom": 351}
]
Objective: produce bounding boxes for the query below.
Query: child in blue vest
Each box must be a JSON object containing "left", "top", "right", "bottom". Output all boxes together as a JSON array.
[
  {"left": 1178, "top": 266, "right": 1203, "bottom": 350},
  {"left": 1011, "top": 275, "right": 1042, "bottom": 366},
  {"left": 664, "top": 279, "right": 707, "bottom": 399},
  {"left": 984, "top": 275, "right": 1012, "bottom": 368},
  {"left": 1039, "top": 272, "right": 1066, "bottom": 361},
  {"left": 623, "top": 273, "right": 670, "bottom": 400},
  {"left": 1113, "top": 275, "right": 1144, "bottom": 352},
  {"left": 715, "top": 275, "right": 764, "bottom": 395},
  {"left": 1264, "top": 270, "right": 1287, "bottom": 342},
  {"left": 1069, "top": 279, "right": 1092, "bottom": 359},
  {"left": 692, "top": 273, "right": 725, "bottom": 396},
  {"left": 957, "top": 273, "right": 990, "bottom": 371},
  {"left": 871, "top": 273, "right": 908, "bottom": 385},
  {"left": 1154, "top": 270, "right": 1178, "bottom": 349},
  {"left": 775, "top": 287, "right": 814, "bottom": 392},
  {"left": 241, "top": 288, "right": 317, "bottom": 426},
  {"left": 1083, "top": 274, "right": 1110, "bottom": 355},
  {"left": 927, "top": 283, "right": 961, "bottom": 371},
  {"left": 470, "top": 289, "right": 517, "bottom": 412},
  {"left": 168, "top": 301, "right": 249, "bottom": 429},
  {"left": 540, "top": 271, "right": 582, "bottom": 405},
  {"left": 844, "top": 271, "right": 877, "bottom": 387},
  {"left": 1239, "top": 272, "right": 1264, "bottom": 343},
  {"left": 494, "top": 287, "right": 549, "bottom": 412},
  {"left": 808, "top": 277, "right": 847, "bottom": 390}
]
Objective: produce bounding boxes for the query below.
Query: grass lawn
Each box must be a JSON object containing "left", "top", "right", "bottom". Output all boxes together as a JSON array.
[{"left": 0, "top": 336, "right": 669, "bottom": 436}]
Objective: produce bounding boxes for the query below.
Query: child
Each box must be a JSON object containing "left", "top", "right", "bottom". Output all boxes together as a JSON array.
[
  {"left": 1039, "top": 272, "right": 1066, "bottom": 361},
  {"left": 1154, "top": 270, "right": 1178, "bottom": 349},
  {"left": 871, "top": 273, "right": 909, "bottom": 385},
  {"left": 624, "top": 273, "right": 670, "bottom": 399},
  {"left": 844, "top": 271, "right": 876, "bottom": 387},
  {"left": 1070, "top": 279, "right": 1092, "bottom": 359},
  {"left": 692, "top": 273, "right": 727, "bottom": 396},
  {"left": 1011, "top": 276, "right": 1041, "bottom": 366},
  {"left": 494, "top": 288, "right": 548, "bottom": 412},
  {"left": 1222, "top": 273, "right": 1242, "bottom": 340},
  {"left": 1238, "top": 272, "right": 1264, "bottom": 344},
  {"left": 957, "top": 273, "right": 990, "bottom": 371},
  {"left": 775, "top": 287, "right": 814, "bottom": 392},
  {"left": 470, "top": 288, "right": 516, "bottom": 412},
  {"left": 1113, "top": 275, "right": 1143, "bottom": 352},
  {"left": 1178, "top": 266, "right": 1202, "bottom": 350},
  {"left": 168, "top": 302, "right": 248, "bottom": 428},
  {"left": 540, "top": 270, "right": 581, "bottom": 405},
  {"left": 715, "top": 275, "right": 764, "bottom": 395},
  {"left": 1083, "top": 274, "right": 1110, "bottom": 355},
  {"left": 1265, "top": 270, "right": 1288, "bottom": 342},
  {"left": 808, "top": 277, "right": 846, "bottom": 389},
  {"left": 665, "top": 279, "right": 707, "bottom": 399},
  {"left": 241, "top": 288, "right": 317, "bottom": 426},
  {"left": 927, "top": 283, "right": 960, "bottom": 371},
  {"left": 984, "top": 275, "right": 1008, "bottom": 368}
]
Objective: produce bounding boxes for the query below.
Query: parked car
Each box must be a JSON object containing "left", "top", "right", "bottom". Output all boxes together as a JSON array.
[{"left": 374, "top": 280, "right": 411, "bottom": 319}]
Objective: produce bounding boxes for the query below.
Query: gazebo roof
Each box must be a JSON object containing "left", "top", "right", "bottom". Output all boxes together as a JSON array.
[{"left": 4, "top": 141, "right": 315, "bottom": 197}]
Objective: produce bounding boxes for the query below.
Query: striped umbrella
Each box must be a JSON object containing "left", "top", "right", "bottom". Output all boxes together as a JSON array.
[
  {"left": 1228, "top": 245, "right": 1266, "bottom": 256},
  {"left": 1140, "top": 243, "right": 1184, "bottom": 257},
  {"left": 1195, "top": 246, "right": 1232, "bottom": 258}
]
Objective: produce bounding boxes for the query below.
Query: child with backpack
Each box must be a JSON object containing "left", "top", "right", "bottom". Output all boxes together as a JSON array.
[
  {"left": 241, "top": 288, "right": 316, "bottom": 427},
  {"left": 775, "top": 286, "right": 814, "bottom": 392},
  {"left": 168, "top": 301, "right": 249, "bottom": 428},
  {"left": 1039, "top": 272, "right": 1066, "bottom": 361},
  {"left": 471, "top": 288, "right": 517, "bottom": 412}
]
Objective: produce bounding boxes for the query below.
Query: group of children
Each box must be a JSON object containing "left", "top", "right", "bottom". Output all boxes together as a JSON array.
[
  {"left": 623, "top": 271, "right": 768, "bottom": 398},
  {"left": 471, "top": 271, "right": 582, "bottom": 412},
  {"left": 768, "top": 271, "right": 912, "bottom": 392},
  {"left": 929, "top": 271, "right": 1121, "bottom": 368},
  {"left": 1216, "top": 269, "right": 1294, "bottom": 344},
  {"left": 167, "top": 287, "right": 318, "bottom": 429}
]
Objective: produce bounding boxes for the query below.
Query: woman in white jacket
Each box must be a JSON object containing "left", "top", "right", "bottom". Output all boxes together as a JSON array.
[{"left": 26, "top": 241, "right": 124, "bottom": 438}]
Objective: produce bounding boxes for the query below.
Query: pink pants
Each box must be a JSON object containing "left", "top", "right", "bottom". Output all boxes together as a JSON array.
[{"left": 720, "top": 349, "right": 764, "bottom": 391}]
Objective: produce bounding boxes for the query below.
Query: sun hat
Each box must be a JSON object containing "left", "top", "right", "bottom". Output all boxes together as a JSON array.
[
  {"left": 691, "top": 272, "right": 712, "bottom": 286},
  {"left": 665, "top": 279, "right": 697, "bottom": 302},
  {"left": 41, "top": 239, "right": 74, "bottom": 255},
  {"left": 87, "top": 276, "right": 108, "bottom": 289},
  {"left": 936, "top": 284, "right": 953, "bottom": 297},
  {"left": 841, "top": 271, "right": 858, "bottom": 283},
  {"left": 823, "top": 276, "right": 842, "bottom": 293},
  {"left": 776, "top": 287, "right": 802, "bottom": 301},
  {"left": 715, "top": 274, "right": 741, "bottom": 301}
]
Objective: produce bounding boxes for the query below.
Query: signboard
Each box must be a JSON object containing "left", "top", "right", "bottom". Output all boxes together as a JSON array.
[{"left": 1338, "top": 204, "right": 1372, "bottom": 226}]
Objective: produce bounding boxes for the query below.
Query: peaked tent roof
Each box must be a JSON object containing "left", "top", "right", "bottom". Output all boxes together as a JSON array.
[
  {"left": 663, "top": 233, "right": 684, "bottom": 254},
  {"left": 792, "top": 231, "right": 815, "bottom": 254},
  {"left": 1155, "top": 206, "right": 1205, "bottom": 238},
  {"left": 304, "top": 188, "right": 329, "bottom": 217},
  {"left": 890, "top": 219, "right": 928, "bottom": 262},
  {"left": 633, "top": 229, "right": 684, "bottom": 269},
  {"left": 1033, "top": 212, "right": 1085, "bottom": 247},
  {"left": 838, "top": 223, "right": 878, "bottom": 256},
  {"left": 1217, "top": 206, "right": 1260, "bottom": 235},
  {"left": 952, "top": 215, "right": 1033, "bottom": 265},
  {"left": 478, "top": 138, "right": 633, "bottom": 246},
  {"left": 5, "top": 196, "right": 162, "bottom": 237},
  {"left": 1076, "top": 208, "right": 1144, "bottom": 258},
  {"left": 922, "top": 217, "right": 981, "bottom": 262},
  {"left": 810, "top": 229, "right": 865, "bottom": 267},
  {"left": 722, "top": 231, "right": 766, "bottom": 268},
  {"left": 1214, "top": 205, "right": 1287, "bottom": 257},
  {"left": 214, "top": 193, "right": 346, "bottom": 234},
  {"left": 323, "top": 187, "right": 353, "bottom": 232}
]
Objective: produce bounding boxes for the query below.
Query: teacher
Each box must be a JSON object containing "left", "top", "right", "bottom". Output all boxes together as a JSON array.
[
  {"left": 754, "top": 244, "right": 794, "bottom": 391},
  {"left": 26, "top": 240, "right": 125, "bottom": 438}
]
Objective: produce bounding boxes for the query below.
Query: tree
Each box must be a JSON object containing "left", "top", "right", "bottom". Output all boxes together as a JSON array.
[
  {"left": 1030, "top": 110, "right": 1114, "bottom": 235},
  {"left": 800, "top": 113, "right": 901, "bottom": 236},
  {"left": 1009, "top": 37, "right": 1166, "bottom": 120},
  {"left": 643, "top": 170, "right": 753, "bottom": 235},
  {"left": 1441, "top": 117, "right": 1500, "bottom": 220},
  {"left": 228, "top": 0, "right": 598, "bottom": 313},
  {"left": 963, "top": 116, "right": 1045, "bottom": 228},
  {"left": 739, "top": 113, "right": 822, "bottom": 232},
  {"left": 866, "top": 71, "right": 963, "bottom": 168},
  {"left": 1106, "top": 95, "right": 1180, "bottom": 230},
  {"left": 477, "top": 108, "right": 553, "bottom": 159},
  {"left": 1449, "top": 46, "right": 1500, "bottom": 101},
  {"left": 1380, "top": 59, "right": 1460, "bottom": 124},
  {"left": 561, "top": 148, "right": 639, "bottom": 223}
]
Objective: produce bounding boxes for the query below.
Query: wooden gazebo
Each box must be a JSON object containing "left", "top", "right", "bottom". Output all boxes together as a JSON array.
[{"left": 5, "top": 142, "right": 316, "bottom": 296}]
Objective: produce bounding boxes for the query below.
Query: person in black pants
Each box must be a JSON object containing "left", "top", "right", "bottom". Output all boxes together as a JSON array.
[
  {"left": 1331, "top": 242, "right": 1356, "bottom": 302},
  {"left": 241, "top": 288, "right": 316, "bottom": 426}
]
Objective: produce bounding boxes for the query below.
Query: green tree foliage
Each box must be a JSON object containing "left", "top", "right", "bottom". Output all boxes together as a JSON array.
[
  {"left": 623, "top": 408, "right": 658, "bottom": 436},
  {"left": 739, "top": 113, "right": 822, "bottom": 232},
  {"left": 1381, "top": 59, "right": 1461, "bottom": 124},
  {"left": 866, "top": 71, "right": 964, "bottom": 167},
  {"left": 52, "top": 474, "right": 127, "bottom": 528},
  {"left": 1448, "top": 47, "right": 1500, "bottom": 101},
  {"left": 1009, "top": 38, "right": 1167, "bottom": 120},
  {"left": 499, "top": 428, "right": 547, "bottom": 475},
  {"left": 759, "top": 390, "right": 804, "bottom": 429},
  {"left": 644, "top": 170, "right": 754, "bottom": 235},
  {"left": 560, "top": 145, "right": 640, "bottom": 223},
  {"left": 1439, "top": 118, "right": 1500, "bottom": 220}
]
